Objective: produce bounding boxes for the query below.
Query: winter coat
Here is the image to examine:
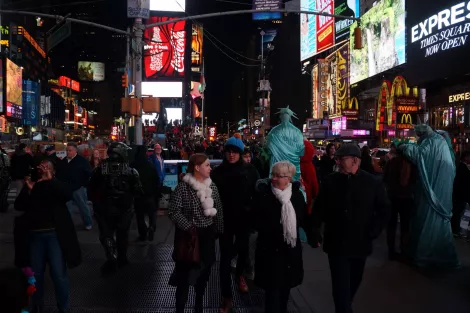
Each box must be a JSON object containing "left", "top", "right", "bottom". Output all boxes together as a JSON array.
[
  {"left": 311, "top": 170, "right": 391, "bottom": 257},
  {"left": 253, "top": 180, "right": 306, "bottom": 290},
  {"left": 56, "top": 154, "right": 92, "bottom": 192},
  {"left": 211, "top": 160, "right": 259, "bottom": 233},
  {"left": 453, "top": 162, "right": 470, "bottom": 204},
  {"left": 10, "top": 151, "right": 33, "bottom": 180},
  {"left": 14, "top": 178, "right": 82, "bottom": 268},
  {"left": 319, "top": 154, "right": 336, "bottom": 183},
  {"left": 300, "top": 140, "right": 319, "bottom": 214}
]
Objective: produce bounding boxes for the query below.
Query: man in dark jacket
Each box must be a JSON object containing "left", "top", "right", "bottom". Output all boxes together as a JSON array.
[
  {"left": 211, "top": 136, "right": 259, "bottom": 312},
  {"left": 311, "top": 143, "right": 390, "bottom": 313},
  {"left": 131, "top": 145, "right": 160, "bottom": 242},
  {"left": 383, "top": 143, "right": 416, "bottom": 258},
  {"left": 452, "top": 150, "right": 470, "bottom": 236},
  {"left": 10, "top": 143, "right": 33, "bottom": 202},
  {"left": 45, "top": 145, "right": 61, "bottom": 167},
  {"left": 56, "top": 142, "right": 93, "bottom": 230}
]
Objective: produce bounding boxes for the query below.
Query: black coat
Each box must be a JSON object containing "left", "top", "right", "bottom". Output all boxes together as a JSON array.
[
  {"left": 453, "top": 162, "right": 470, "bottom": 203},
  {"left": 10, "top": 151, "right": 33, "bottom": 180},
  {"left": 14, "top": 179, "right": 82, "bottom": 268},
  {"left": 211, "top": 160, "right": 259, "bottom": 233},
  {"left": 311, "top": 170, "right": 391, "bottom": 257},
  {"left": 56, "top": 154, "right": 92, "bottom": 192},
  {"left": 253, "top": 180, "right": 306, "bottom": 290}
]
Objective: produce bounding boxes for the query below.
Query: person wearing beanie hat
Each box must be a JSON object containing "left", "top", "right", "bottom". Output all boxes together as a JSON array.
[
  {"left": 212, "top": 136, "right": 260, "bottom": 312},
  {"left": 310, "top": 143, "right": 390, "bottom": 313}
]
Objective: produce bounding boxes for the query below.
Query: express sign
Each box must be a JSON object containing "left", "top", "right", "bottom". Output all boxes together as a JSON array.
[{"left": 406, "top": 0, "right": 470, "bottom": 84}]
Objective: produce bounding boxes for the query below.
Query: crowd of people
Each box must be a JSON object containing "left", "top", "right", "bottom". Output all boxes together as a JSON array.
[{"left": 0, "top": 121, "right": 464, "bottom": 313}]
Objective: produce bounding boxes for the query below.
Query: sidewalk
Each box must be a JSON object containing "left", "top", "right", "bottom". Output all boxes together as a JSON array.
[{"left": 1, "top": 207, "right": 470, "bottom": 313}]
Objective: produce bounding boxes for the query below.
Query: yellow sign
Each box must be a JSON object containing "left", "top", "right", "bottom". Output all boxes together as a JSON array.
[
  {"left": 376, "top": 76, "right": 415, "bottom": 131},
  {"left": 401, "top": 113, "right": 412, "bottom": 124},
  {"left": 449, "top": 92, "right": 470, "bottom": 103},
  {"left": 0, "top": 40, "right": 8, "bottom": 47}
]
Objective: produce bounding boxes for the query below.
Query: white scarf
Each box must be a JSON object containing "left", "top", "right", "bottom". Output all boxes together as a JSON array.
[
  {"left": 182, "top": 173, "right": 217, "bottom": 217},
  {"left": 271, "top": 183, "right": 297, "bottom": 248}
]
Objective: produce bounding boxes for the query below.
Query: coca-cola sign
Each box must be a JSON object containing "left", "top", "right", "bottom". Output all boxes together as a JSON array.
[{"left": 144, "top": 17, "right": 186, "bottom": 79}]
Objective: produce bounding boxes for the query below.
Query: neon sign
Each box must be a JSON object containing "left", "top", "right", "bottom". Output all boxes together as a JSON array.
[
  {"left": 376, "top": 76, "right": 413, "bottom": 131},
  {"left": 18, "top": 26, "right": 46, "bottom": 58}
]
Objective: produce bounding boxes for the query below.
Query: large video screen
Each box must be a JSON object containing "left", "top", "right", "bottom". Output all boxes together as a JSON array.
[
  {"left": 78, "top": 61, "right": 105, "bottom": 81},
  {"left": 300, "top": 0, "right": 317, "bottom": 61},
  {"left": 142, "top": 81, "right": 183, "bottom": 98},
  {"left": 349, "top": 0, "right": 406, "bottom": 84},
  {"left": 334, "top": 0, "right": 360, "bottom": 42},
  {"left": 6, "top": 58, "right": 22, "bottom": 106},
  {"left": 405, "top": 0, "right": 470, "bottom": 85},
  {"left": 144, "top": 17, "right": 186, "bottom": 79},
  {"left": 150, "top": 0, "right": 185, "bottom": 12},
  {"left": 253, "top": 0, "right": 282, "bottom": 20}
]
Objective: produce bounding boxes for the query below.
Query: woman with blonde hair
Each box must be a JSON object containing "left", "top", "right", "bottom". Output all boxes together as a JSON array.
[
  {"left": 253, "top": 161, "right": 308, "bottom": 313},
  {"left": 168, "top": 153, "right": 224, "bottom": 313},
  {"left": 90, "top": 149, "right": 102, "bottom": 170}
]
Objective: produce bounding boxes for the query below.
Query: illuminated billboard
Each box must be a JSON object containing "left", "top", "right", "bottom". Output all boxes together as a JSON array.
[
  {"left": 334, "top": 0, "right": 360, "bottom": 42},
  {"left": 349, "top": 0, "right": 406, "bottom": 84},
  {"left": 142, "top": 81, "right": 183, "bottom": 98},
  {"left": 144, "top": 17, "right": 186, "bottom": 79},
  {"left": 253, "top": 0, "right": 282, "bottom": 20},
  {"left": 405, "top": 0, "right": 470, "bottom": 84},
  {"left": 22, "top": 80, "right": 39, "bottom": 126},
  {"left": 78, "top": 61, "right": 105, "bottom": 81},
  {"left": 6, "top": 58, "right": 22, "bottom": 107},
  {"left": 150, "top": 0, "right": 185, "bottom": 12},
  {"left": 191, "top": 24, "right": 203, "bottom": 70},
  {"left": 316, "top": 0, "right": 335, "bottom": 53},
  {"left": 300, "top": 0, "right": 317, "bottom": 61}
]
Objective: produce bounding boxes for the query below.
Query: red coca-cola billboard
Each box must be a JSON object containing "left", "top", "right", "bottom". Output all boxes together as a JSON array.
[
  {"left": 144, "top": 17, "right": 186, "bottom": 79},
  {"left": 316, "top": 0, "right": 335, "bottom": 53}
]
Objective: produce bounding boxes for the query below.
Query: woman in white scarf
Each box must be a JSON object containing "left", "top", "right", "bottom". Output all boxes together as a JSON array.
[{"left": 253, "top": 161, "right": 308, "bottom": 313}]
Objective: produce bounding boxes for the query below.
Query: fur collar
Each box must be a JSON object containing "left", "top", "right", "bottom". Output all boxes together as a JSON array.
[{"left": 182, "top": 173, "right": 217, "bottom": 217}]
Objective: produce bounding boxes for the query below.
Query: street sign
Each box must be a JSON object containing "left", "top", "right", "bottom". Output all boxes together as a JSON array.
[
  {"left": 47, "top": 21, "right": 71, "bottom": 52},
  {"left": 254, "top": 120, "right": 261, "bottom": 127},
  {"left": 127, "top": 0, "right": 150, "bottom": 19}
]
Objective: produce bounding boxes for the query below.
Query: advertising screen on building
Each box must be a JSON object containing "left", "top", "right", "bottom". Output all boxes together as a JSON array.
[
  {"left": 144, "top": 17, "right": 186, "bottom": 79},
  {"left": 6, "top": 58, "right": 22, "bottom": 107},
  {"left": 349, "top": 0, "right": 406, "bottom": 84},
  {"left": 191, "top": 24, "right": 203, "bottom": 70},
  {"left": 253, "top": 0, "right": 282, "bottom": 20},
  {"left": 301, "top": 0, "right": 317, "bottom": 61},
  {"left": 326, "top": 52, "right": 338, "bottom": 116},
  {"left": 0, "top": 60, "right": 3, "bottom": 113},
  {"left": 150, "top": 0, "right": 185, "bottom": 12},
  {"left": 334, "top": 0, "right": 360, "bottom": 42},
  {"left": 142, "top": 81, "right": 183, "bottom": 98},
  {"left": 317, "top": 0, "right": 335, "bottom": 53},
  {"left": 22, "top": 80, "right": 39, "bottom": 126},
  {"left": 405, "top": 0, "right": 470, "bottom": 84},
  {"left": 337, "top": 43, "right": 351, "bottom": 116},
  {"left": 312, "top": 65, "right": 319, "bottom": 118},
  {"left": 78, "top": 61, "right": 105, "bottom": 81}
]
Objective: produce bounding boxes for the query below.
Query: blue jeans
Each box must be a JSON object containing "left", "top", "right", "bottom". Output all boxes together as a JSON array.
[
  {"left": 29, "top": 230, "right": 70, "bottom": 311},
  {"left": 67, "top": 187, "right": 93, "bottom": 228}
]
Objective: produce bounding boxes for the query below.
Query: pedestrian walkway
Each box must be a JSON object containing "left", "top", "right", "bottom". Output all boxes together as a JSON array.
[{"left": 1, "top": 207, "right": 470, "bottom": 313}]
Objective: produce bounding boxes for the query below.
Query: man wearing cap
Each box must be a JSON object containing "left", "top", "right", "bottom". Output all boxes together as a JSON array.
[
  {"left": 211, "top": 136, "right": 259, "bottom": 313},
  {"left": 310, "top": 143, "right": 390, "bottom": 313}
]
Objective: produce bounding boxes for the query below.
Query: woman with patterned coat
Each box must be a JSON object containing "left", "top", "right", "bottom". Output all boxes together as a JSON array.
[{"left": 168, "top": 153, "right": 224, "bottom": 313}]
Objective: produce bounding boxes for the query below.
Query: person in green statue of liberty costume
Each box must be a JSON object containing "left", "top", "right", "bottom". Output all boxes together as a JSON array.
[{"left": 266, "top": 107, "right": 305, "bottom": 181}]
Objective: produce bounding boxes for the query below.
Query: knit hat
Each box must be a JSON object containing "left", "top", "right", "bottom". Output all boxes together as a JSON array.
[{"left": 225, "top": 136, "right": 244, "bottom": 153}]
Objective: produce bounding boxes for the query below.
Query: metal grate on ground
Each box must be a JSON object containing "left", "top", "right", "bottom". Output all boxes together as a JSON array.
[{"left": 42, "top": 244, "right": 299, "bottom": 312}]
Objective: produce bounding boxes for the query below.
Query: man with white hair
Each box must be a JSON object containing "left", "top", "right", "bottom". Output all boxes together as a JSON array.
[{"left": 310, "top": 143, "right": 390, "bottom": 313}]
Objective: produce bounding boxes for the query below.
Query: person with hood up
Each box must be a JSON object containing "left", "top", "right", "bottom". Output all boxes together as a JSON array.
[
  {"left": 211, "top": 136, "right": 259, "bottom": 313},
  {"left": 300, "top": 139, "right": 319, "bottom": 214}
]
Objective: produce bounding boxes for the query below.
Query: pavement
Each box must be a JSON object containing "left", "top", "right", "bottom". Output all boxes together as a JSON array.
[{"left": 1, "top": 204, "right": 470, "bottom": 313}]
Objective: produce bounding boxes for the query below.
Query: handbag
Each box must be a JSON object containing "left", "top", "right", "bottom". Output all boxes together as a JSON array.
[{"left": 172, "top": 227, "right": 200, "bottom": 264}]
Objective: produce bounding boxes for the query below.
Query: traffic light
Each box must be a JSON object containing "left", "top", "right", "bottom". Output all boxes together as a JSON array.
[{"left": 121, "top": 74, "right": 128, "bottom": 87}]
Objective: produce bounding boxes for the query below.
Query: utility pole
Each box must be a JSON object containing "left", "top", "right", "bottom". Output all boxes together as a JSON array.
[
  {"left": 201, "top": 59, "right": 205, "bottom": 138},
  {"left": 260, "top": 30, "right": 266, "bottom": 136},
  {"left": 134, "top": 19, "right": 143, "bottom": 145},
  {"left": 124, "top": 26, "right": 130, "bottom": 144}
]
